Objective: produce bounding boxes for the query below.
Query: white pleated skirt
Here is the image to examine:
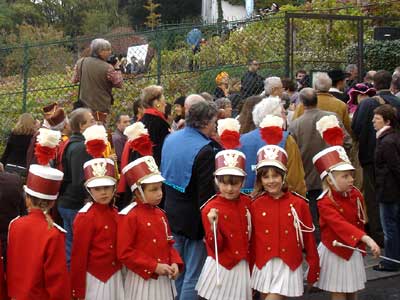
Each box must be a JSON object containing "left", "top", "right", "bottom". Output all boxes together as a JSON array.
[
  {"left": 195, "top": 257, "right": 252, "bottom": 300},
  {"left": 85, "top": 270, "right": 125, "bottom": 300},
  {"left": 124, "top": 270, "right": 176, "bottom": 300},
  {"left": 251, "top": 258, "right": 304, "bottom": 297},
  {"left": 315, "top": 243, "right": 366, "bottom": 293}
]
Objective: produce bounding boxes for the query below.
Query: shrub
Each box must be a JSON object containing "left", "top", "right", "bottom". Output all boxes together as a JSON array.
[{"left": 347, "top": 40, "right": 400, "bottom": 72}]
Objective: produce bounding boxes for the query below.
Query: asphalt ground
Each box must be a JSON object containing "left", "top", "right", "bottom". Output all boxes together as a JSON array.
[{"left": 299, "top": 254, "right": 400, "bottom": 300}]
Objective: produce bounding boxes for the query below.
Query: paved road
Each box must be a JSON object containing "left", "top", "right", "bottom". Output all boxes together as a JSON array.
[{"left": 297, "top": 275, "right": 400, "bottom": 300}]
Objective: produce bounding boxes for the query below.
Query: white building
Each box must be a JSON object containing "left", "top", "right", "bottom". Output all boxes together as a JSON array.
[{"left": 202, "top": 0, "right": 253, "bottom": 23}]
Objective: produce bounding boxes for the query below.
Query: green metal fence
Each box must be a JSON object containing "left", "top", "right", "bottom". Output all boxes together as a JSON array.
[{"left": 1, "top": 12, "right": 400, "bottom": 152}]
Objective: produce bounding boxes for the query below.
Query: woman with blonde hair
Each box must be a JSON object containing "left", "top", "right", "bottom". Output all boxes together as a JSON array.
[
  {"left": 140, "top": 85, "right": 170, "bottom": 167},
  {"left": 1, "top": 112, "right": 37, "bottom": 168}
]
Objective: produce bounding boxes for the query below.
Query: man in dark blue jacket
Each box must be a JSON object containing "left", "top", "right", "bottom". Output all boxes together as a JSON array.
[
  {"left": 161, "top": 100, "right": 220, "bottom": 300},
  {"left": 352, "top": 70, "right": 400, "bottom": 246}
]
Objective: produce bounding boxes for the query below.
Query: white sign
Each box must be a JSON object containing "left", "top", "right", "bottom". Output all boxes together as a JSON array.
[{"left": 127, "top": 44, "right": 149, "bottom": 64}]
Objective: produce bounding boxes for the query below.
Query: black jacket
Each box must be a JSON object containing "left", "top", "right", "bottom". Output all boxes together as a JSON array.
[
  {"left": 352, "top": 91, "right": 400, "bottom": 166},
  {"left": 141, "top": 113, "right": 170, "bottom": 168},
  {"left": 329, "top": 91, "right": 349, "bottom": 103},
  {"left": 58, "top": 133, "right": 92, "bottom": 210},
  {"left": 241, "top": 71, "right": 264, "bottom": 98},
  {"left": 1, "top": 133, "right": 33, "bottom": 168},
  {"left": 0, "top": 172, "right": 26, "bottom": 259},
  {"left": 214, "top": 87, "right": 225, "bottom": 99},
  {"left": 164, "top": 141, "right": 221, "bottom": 240},
  {"left": 375, "top": 128, "right": 400, "bottom": 203}
]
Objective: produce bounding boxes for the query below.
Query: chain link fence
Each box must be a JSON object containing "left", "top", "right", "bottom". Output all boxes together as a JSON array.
[{"left": 1, "top": 12, "right": 400, "bottom": 152}]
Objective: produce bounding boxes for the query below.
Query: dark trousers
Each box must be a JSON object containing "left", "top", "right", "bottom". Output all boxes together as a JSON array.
[
  {"left": 379, "top": 202, "right": 400, "bottom": 270},
  {"left": 307, "top": 189, "right": 322, "bottom": 243},
  {"left": 362, "top": 164, "right": 384, "bottom": 246}
]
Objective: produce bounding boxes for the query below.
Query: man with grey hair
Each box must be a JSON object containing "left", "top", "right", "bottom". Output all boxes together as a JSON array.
[
  {"left": 293, "top": 72, "right": 351, "bottom": 133},
  {"left": 363, "top": 70, "right": 376, "bottom": 87},
  {"left": 184, "top": 94, "right": 206, "bottom": 111},
  {"left": 72, "top": 38, "right": 123, "bottom": 113},
  {"left": 289, "top": 88, "right": 351, "bottom": 230},
  {"left": 391, "top": 74, "right": 400, "bottom": 98},
  {"left": 261, "top": 76, "right": 284, "bottom": 98},
  {"left": 393, "top": 66, "right": 400, "bottom": 77},
  {"left": 239, "top": 96, "right": 306, "bottom": 196},
  {"left": 161, "top": 101, "right": 221, "bottom": 300},
  {"left": 345, "top": 63, "right": 358, "bottom": 89}
]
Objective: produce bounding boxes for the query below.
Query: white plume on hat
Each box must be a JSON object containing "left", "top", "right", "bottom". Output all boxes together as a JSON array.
[
  {"left": 316, "top": 115, "right": 340, "bottom": 137},
  {"left": 124, "top": 122, "right": 148, "bottom": 141},
  {"left": 260, "top": 114, "right": 284, "bottom": 129},
  {"left": 36, "top": 128, "right": 61, "bottom": 148},
  {"left": 217, "top": 118, "right": 240, "bottom": 136},
  {"left": 83, "top": 124, "right": 108, "bottom": 143}
]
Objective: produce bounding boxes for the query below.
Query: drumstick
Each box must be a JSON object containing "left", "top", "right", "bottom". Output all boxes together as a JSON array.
[
  {"left": 332, "top": 240, "right": 400, "bottom": 264},
  {"left": 213, "top": 220, "right": 222, "bottom": 287}
]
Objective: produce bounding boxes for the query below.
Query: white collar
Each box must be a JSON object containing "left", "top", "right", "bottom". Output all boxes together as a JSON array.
[
  {"left": 376, "top": 125, "right": 391, "bottom": 138},
  {"left": 329, "top": 87, "right": 342, "bottom": 93}
]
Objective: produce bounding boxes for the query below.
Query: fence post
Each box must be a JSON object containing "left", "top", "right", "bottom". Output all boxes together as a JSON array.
[
  {"left": 22, "top": 43, "right": 29, "bottom": 112},
  {"left": 357, "top": 18, "right": 364, "bottom": 83},
  {"left": 156, "top": 30, "right": 162, "bottom": 85},
  {"left": 284, "top": 12, "right": 291, "bottom": 78}
]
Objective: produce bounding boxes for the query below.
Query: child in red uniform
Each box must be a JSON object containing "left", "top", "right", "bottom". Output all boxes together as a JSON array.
[
  {"left": 70, "top": 158, "right": 124, "bottom": 300},
  {"left": 312, "top": 115, "right": 380, "bottom": 300},
  {"left": 196, "top": 118, "right": 252, "bottom": 300},
  {"left": 118, "top": 155, "right": 184, "bottom": 300},
  {"left": 7, "top": 128, "right": 70, "bottom": 300},
  {"left": 250, "top": 115, "right": 320, "bottom": 300}
]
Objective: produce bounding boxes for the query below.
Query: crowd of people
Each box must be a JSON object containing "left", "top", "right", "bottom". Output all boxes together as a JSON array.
[{"left": 1, "top": 38, "right": 400, "bottom": 300}]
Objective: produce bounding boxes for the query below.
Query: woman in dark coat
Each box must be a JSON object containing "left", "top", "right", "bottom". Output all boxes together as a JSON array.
[
  {"left": 139, "top": 85, "right": 170, "bottom": 167},
  {"left": 1, "top": 113, "right": 37, "bottom": 169},
  {"left": 373, "top": 104, "right": 400, "bottom": 272},
  {"left": 214, "top": 71, "right": 229, "bottom": 99}
]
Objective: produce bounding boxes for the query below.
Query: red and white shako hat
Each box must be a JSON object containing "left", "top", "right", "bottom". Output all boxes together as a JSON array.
[
  {"left": 312, "top": 115, "right": 354, "bottom": 180},
  {"left": 256, "top": 115, "right": 287, "bottom": 172},
  {"left": 25, "top": 128, "right": 63, "bottom": 200},
  {"left": 83, "top": 158, "right": 116, "bottom": 188},
  {"left": 82, "top": 124, "right": 116, "bottom": 187},
  {"left": 25, "top": 165, "right": 64, "bottom": 200},
  {"left": 215, "top": 118, "right": 246, "bottom": 176},
  {"left": 83, "top": 124, "right": 108, "bottom": 158},
  {"left": 124, "top": 122, "right": 153, "bottom": 156},
  {"left": 122, "top": 156, "right": 165, "bottom": 192}
]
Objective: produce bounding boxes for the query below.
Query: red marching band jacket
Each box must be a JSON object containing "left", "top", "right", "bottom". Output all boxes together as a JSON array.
[
  {"left": 70, "top": 202, "right": 122, "bottom": 298},
  {"left": 250, "top": 192, "right": 320, "bottom": 284},
  {"left": 201, "top": 193, "right": 252, "bottom": 270},
  {"left": 317, "top": 187, "right": 367, "bottom": 260},
  {"left": 6, "top": 209, "right": 70, "bottom": 300},
  {"left": 117, "top": 202, "right": 184, "bottom": 279}
]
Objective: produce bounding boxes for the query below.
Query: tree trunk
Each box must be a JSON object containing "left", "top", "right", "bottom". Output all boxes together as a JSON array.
[{"left": 217, "top": 0, "right": 223, "bottom": 23}]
